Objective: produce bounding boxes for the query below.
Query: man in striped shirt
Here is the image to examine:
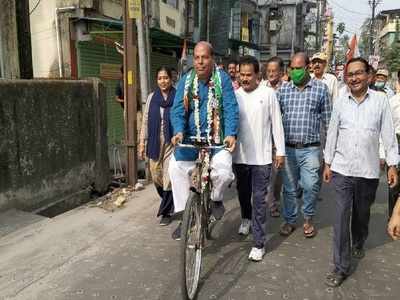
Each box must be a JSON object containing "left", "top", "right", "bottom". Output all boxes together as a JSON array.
[{"left": 276, "top": 52, "right": 331, "bottom": 238}]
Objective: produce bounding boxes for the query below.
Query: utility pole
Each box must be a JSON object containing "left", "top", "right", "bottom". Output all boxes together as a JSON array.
[
  {"left": 316, "top": 0, "right": 321, "bottom": 51},
  {"left": 291, "top": 0, "right": 298, "bottom": 56},
  {"left": 136, "top": 0, "right": 149, "bottom": 106},
  {"left": 123, "top": 0, "right": 139, "bottom": 187},
  {"left": 369, "top": 0, "right": 381, "bottom": 57},
  {"left": 143, "top": 0, "right": 151, "bottom": 90},
  {"left": 15, "top": 0, "right": 33, "bottom": 79}
]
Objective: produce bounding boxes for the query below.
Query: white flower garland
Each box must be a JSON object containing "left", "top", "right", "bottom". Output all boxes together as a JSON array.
[{"left": 183, "top": 68, "right": 222, "bottom": 144}]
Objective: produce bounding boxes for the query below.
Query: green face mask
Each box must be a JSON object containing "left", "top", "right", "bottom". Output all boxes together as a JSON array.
[
  {"left": 375, "top": 81, "right": 386, "bottom": 89},
  {"left": 290, "top": 68, "right": 307, "bottom": 86}
]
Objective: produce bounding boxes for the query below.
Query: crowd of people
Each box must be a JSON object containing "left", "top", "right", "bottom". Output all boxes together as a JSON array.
[{"left": 134, "top": 40, "right": 400, "bottom": 288}]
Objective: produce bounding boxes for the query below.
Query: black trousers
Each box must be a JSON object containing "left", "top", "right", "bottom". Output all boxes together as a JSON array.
[
  {"left": 331, "top": 172, "right": 379, "bottom": 275},
  {"left": 155, "top": 184, "right": 174, "bottom": 217},
  {"left": 233, "top": 164, "right": 272, "bottom": 248}
]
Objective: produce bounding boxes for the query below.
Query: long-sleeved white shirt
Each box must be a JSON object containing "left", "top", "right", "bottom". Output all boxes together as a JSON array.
[
  {"left": 389, "top": 94, "right": 400, "bottom": 134},
  {"left": 233, "top": 85, "right": 285, "bottom": 165},
  {"left": 325, "top": 89, "right": 398, "bottom": 179},
  {"left": 312, "top": 73, "right": 339, "bottom": 103}
]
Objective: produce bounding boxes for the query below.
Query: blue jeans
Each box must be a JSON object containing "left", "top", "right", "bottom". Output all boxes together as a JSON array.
[{"left": 281, "top": 146, "right": 321, "bottom": 224}]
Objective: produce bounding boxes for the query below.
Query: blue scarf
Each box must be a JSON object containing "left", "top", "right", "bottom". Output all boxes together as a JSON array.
[{"left": 147, "top": 87, "right": 176, "bottom": 160}]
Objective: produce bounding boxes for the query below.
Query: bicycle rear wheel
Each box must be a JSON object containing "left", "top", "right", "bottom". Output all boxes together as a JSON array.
[{"left": 180, "top": 191, "right": 203, "bottom": 300}]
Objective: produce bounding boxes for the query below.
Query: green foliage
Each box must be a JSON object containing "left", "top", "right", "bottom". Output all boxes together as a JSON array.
[
  {"left": 384, "top": 42, "right": 400, "bottom": 73},
  {"left": 336, "top": 22, "right": 346, "bottom": 35},
  {"left": 383, "top": 19, "right": 400, "bottom": 73}
]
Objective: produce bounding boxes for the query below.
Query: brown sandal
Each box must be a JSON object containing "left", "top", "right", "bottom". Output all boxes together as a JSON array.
[
  {"left": 270, "top": 208, "right": 280, "bottom": 218},
  {"left": 279, "top": 223, "right": 295, "bottom": 236},
  {"left": 303, "top": 221, "right": 317, "bottom": 238}
]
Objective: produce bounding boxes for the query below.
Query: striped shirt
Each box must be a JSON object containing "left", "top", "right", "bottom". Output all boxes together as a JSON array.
[
  {"left": 276, "top": 79, "right": 331, "bottom": 144},
  {"left": 324, "top": 89, "right": 399, "bottom": 179}
]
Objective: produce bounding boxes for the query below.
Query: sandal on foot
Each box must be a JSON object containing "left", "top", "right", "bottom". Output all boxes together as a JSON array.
[
  {"left": 303, "top": 221, "right": 317, "bottom": 238},
  {"left": 279, "top": 223, "right": 295, "bottom": 236},
  {"left": 325, "top": 272, "right": 347, "bottom": 287},
  {"left": 270, "top": 209, "right": 280, "bottom": 218}
]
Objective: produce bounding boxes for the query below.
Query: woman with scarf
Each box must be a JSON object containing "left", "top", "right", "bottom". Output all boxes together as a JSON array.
[{"left": 139, "top": 66, "right": 176, "bottom": 226}]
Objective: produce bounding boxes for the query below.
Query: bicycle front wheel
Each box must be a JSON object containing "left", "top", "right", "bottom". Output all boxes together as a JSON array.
[{"left": 180, "top": 191, "right": 203, "bottom": 300}]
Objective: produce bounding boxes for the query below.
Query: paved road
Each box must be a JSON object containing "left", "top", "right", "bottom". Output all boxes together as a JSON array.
[{"left": 0, "top": 177, "right": 399, "bottom": 300}]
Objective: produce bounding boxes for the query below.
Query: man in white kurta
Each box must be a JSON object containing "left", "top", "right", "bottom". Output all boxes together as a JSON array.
[{"left": 233, "top": 55, "right": 286, "bottom": 261}]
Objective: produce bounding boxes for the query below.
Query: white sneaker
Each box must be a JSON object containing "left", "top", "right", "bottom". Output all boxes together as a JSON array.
[
  {"left": 238, "top": 218, "right": 251, "bottom": 235},
  {"left": 248, "top": 247, "right": 265, "bottom": 262}
]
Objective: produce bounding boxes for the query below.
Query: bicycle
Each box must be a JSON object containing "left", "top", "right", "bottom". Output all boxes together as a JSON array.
[{"left": 178, "top": 137, "right": 226, "bottom": 300}]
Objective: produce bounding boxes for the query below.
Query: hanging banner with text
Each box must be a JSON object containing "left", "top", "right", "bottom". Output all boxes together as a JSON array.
[{"left": 128, "top": 0, "right": 142, "bottom": 19}]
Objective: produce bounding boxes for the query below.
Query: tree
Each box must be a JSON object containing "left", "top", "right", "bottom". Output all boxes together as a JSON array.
[
  {"left": 336, "top": 22, "right": 345, "bottom": 35},
  {"left": 335, "top": 34, "right": 350, "bottom": 65},
  {"left": 358, "top": 18, "right": 372, "bottom": 57},
  {"left": 383, "top": 18, "right": 400, "bottom": 73}
]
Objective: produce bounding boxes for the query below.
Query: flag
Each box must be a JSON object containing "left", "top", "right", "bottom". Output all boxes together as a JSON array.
[
  {"left": 346, "top": 34, "right": 359, "bottom": 62},
  {"left": 178, "top": 39, "right": 188, "bottom": 78}
]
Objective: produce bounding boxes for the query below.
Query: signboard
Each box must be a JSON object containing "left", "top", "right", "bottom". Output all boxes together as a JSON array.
[
  {"left": 241, "top": 27, "right": 249, "bottom": 42},
  {"left": 128, "top": 0, "right": 142, "bottom": 19}
]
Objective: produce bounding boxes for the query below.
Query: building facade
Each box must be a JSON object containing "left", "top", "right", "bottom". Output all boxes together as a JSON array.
[{"left": 376, "top": 9, "right": 400, "bottom": 66}]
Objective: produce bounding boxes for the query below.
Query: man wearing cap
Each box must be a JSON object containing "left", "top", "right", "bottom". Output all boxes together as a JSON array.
[
  {"left": 311, "top": 52, "right": 339, "bottom": 103},
  {"left": 373, "top": 68, "right": 395, "bottom": 98}
]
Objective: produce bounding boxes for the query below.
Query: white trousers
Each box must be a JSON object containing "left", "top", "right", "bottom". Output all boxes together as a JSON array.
[{"left": 168, "top": 150, "right": 235, "bottom": 213}]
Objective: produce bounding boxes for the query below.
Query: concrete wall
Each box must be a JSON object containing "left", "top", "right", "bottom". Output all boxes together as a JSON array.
[{"left": 0, "top": 79, "right": 109, "bottom": 212}]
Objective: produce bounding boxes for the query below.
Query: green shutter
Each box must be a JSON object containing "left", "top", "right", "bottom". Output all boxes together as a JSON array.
[
  {"left": 150, "top": 51, "right": 178, "bottom": 90},
  {"left": 77, "top": 41, "right": 124, "bottom": 146}
]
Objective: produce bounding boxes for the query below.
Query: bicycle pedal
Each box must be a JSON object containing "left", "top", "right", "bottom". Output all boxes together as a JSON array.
[{"left": 209, "top": 215, "right": 216, "bottom": 223}]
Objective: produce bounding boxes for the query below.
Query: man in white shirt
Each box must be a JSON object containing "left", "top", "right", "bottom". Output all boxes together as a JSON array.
[
  {"left": 233, "top": 55, "right": 286, "bottom": 261},
  {"left": 323, "top": 57, "right": 398, "bottom": 287},
  {"left": 311, "top": 52, "right": 339, "bottom": 103},
  {"left": 388, "top": 71, "right": 400, "bottom": 217},
  {"left": 373, "top": 68, "right": 395, "bottom": 99},
  {"left": 263, "top": 56, "right": 285, "bottom": 217}
]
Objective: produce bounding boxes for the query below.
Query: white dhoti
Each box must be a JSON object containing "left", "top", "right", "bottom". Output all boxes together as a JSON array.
[{"left": 168, "top": 150, "right": 235, "bottom": 213}]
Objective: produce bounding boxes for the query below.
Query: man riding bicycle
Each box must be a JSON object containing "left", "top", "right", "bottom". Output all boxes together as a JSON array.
[{"left": 169, "top": 41, "right": 239, "bottom": 240}]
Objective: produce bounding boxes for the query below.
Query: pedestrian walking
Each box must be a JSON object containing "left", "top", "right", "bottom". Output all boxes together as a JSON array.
[
  {"left": 276, "top": 52, "right": 331, "bottom": 238},
  {"left": 386, "top": 71, "right": 400, "bottom": 218},
  {"left": 388, "top": 197, "right": 400, "bottom": 240},
  {"left": 311, "top": 52, "right": 339, "bottom": 103},
  {"left": 227, "top": 59, "right": 240, "bottom": 90},
  {"left": 115, "top": 65, "right": 125, "bottom": 109},
  {"left": 139, "top": 66, "right": 176, "bottom": 226},
  {"left": 323, "top": 57, "right": 398, "bottom": 287},
  {"left": 168, "top": 41, "right": 239, "bottom": 240},
  {"left": 372, "top": 68, "right": 395, "bottom": 98},
  {"left": 233, "top": 55, "right": 285, "bottom": 261},
  {"left": 263, "top": 56, "right": 286, "bottom": 217}
]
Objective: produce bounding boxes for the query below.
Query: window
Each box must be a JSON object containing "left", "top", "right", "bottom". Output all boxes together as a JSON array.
[{"left": 162, "top": 0, "right": 178, "bottom": 9}]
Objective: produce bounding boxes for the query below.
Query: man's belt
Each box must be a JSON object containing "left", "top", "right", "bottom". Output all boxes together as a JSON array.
[{"left": 285, "top": 142, "right": 321, "bottom": 149}]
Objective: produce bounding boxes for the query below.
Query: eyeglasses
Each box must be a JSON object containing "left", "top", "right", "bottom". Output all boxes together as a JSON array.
[{"left": 346, "top": 70, "right": 367, "bottom": 78}]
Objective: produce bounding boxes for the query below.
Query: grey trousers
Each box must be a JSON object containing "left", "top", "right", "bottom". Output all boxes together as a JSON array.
[
  {"left": 233, "top": 164, "right": 272, "bottom": 248},
  {"left": 266, "top": 164, "right": 282, "bottom": 211},
  {"left": 331, "top": 172, "right": 379, "bottom": 275}
]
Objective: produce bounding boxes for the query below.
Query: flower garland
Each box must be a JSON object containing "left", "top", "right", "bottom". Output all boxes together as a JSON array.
[{"left": 183, "top": 67, "right": 223, "bottom": 144}]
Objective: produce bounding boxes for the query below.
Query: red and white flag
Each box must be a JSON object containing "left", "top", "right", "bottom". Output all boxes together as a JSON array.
[{"left": 346, "top": 34, "right": 359, "bottom": 62}]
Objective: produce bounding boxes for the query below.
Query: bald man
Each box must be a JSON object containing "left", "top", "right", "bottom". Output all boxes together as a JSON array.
[
  {"left": 277, "top": 52, "right": 331, "bottom": 238},
  {"left": 169, "top": 41, "right": 239, "bottom": 240}
]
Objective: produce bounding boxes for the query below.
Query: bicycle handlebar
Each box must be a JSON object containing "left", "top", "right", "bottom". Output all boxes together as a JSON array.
[
  {"left": 176, "top": 143, "right": 226, "bottom": 150},
  {"left": 176, "top": 136, "right": 227, "bottom": 150}
]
